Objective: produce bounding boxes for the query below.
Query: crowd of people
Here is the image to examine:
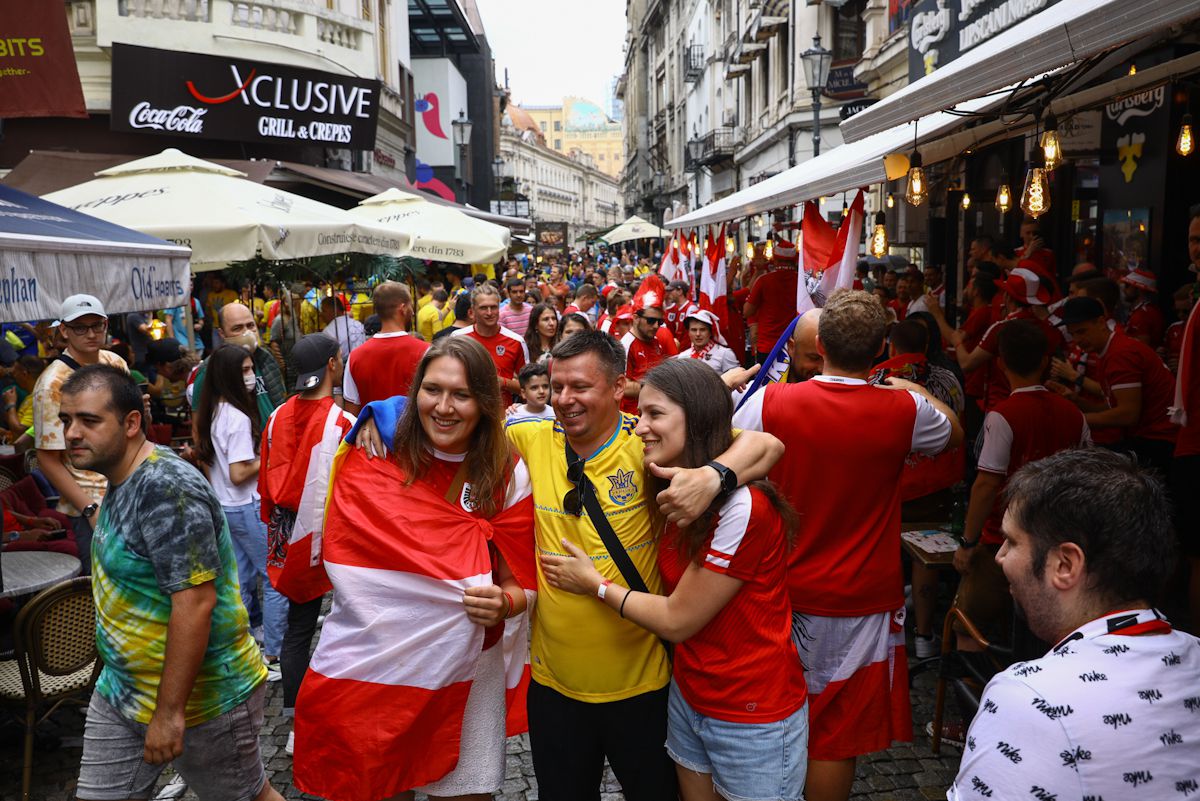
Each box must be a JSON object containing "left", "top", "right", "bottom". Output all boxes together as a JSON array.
[{"left": 3, "top": 212, "right": 1200, "bottom": 801}]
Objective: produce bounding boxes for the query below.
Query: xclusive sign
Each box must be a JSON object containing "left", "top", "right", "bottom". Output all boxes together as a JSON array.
[
  {"left": 907, "top": 0, "right": 1063, "bottom": 81},
  {"left": 111, "top": 44, "right": 380, "bottom": 149}
]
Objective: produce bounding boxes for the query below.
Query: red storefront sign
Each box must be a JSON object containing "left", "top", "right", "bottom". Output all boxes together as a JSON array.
[{"left": 0, "top": 0, "right": 87, "bottom": 118}]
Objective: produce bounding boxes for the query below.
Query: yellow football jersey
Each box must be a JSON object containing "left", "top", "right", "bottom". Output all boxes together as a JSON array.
[{"left": 506, "top": 415, "right": 670, "bottom": 703}]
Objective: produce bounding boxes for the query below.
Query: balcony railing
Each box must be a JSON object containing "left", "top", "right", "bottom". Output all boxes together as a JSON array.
[
  {"left": 698, "top": 127, "right": 740, "bottom": 167},
  {"left": 684, "top": 44, "right": 704, "bottom": 83},
  {"left": 119, "top": 0, "right": 210, "bottom": 21}
]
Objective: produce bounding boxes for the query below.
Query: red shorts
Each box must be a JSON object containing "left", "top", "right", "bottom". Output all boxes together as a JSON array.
[{"left": 791, "top": 607, "right": 912, "bottom": 760}]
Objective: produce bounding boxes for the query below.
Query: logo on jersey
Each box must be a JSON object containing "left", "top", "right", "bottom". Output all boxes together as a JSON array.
[
  {"left": 607, "top": 468, "right": 637, "bottom": 506},
  {"left": 496, "top": 345, "right": 506, "bottom": 356},
  {"left": 460, "top": 482, "right": 479, "bottom": 512}
]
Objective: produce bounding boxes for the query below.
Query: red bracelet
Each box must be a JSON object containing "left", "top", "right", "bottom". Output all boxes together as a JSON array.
[{"left": 502, "top": 591, "right": 515, "bottom": 619}]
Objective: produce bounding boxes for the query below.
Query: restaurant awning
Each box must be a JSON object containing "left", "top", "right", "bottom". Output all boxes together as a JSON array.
[
  {"left": 665, "top": 91, "right": 1005, "bottom": 230},
  {"left": 2, "top": 150, "right": 276, "bottom": 195},
  {"left": 840, "top": 0, "right": 1200, "bottom": 143}
]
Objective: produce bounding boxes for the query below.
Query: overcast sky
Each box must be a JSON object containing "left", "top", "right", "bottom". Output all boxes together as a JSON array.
[{"left": 474, "top": 0, "right": 627, "bottom": 109}]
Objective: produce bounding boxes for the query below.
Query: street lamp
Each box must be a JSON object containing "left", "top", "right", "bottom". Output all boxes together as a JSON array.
[
  {"left": 686, "top": 134, "right": 704, "bottom": 209},
  {"left": 800, "top": 35, "right": 833, "bottom": 157},
  {"left": 492, "top": 155, "right": 504, "bottom": 207},
  {"left": 451, "top": 109, "right": 473, "bottom": 192}
]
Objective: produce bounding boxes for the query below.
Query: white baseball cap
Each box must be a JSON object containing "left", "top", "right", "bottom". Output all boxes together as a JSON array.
[{"left": 60, "top": 294, "right": 108, "bottom": 323}]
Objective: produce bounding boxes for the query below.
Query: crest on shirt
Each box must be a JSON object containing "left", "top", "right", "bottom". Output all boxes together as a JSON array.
[
  {"left": 496, "top": 345, "right": 506, "bottom": 356},
  {"left": 460, "top": 482, "right": 479, "bottom": 512},
  {"left": 607, "top": 468, "right": 637, "bottom": 506}
]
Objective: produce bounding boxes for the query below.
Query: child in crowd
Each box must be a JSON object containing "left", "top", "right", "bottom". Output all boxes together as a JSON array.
[{"left": 507, "top": 362, "right": 555, "bottom": 421}]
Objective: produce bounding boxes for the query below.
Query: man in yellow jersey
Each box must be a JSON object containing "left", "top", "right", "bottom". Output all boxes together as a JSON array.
[{"left": 505, "top": 330, "right": 783, "bottom": 800}]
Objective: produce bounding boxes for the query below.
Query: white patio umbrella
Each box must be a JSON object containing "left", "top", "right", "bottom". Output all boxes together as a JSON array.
[
  {"left": 598, "top": 215, "right": 670, "bottom": 245},
  {"left": 43, "top": 149, "right": 410, "bottom": 271},
  {"left": 350, "top": 188, "right": 510, "bottom": 265}
]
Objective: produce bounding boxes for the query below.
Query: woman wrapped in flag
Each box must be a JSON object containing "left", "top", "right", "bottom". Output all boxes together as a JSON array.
[{"left": 293, "top": 336, "right": 536, "bottom": 801}]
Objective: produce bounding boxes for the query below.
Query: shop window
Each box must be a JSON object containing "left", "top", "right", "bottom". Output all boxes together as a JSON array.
[{"left": 833, "top": 0, "right": 867, "bottom": 62}]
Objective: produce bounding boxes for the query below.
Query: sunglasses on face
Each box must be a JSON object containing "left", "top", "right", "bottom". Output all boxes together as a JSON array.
[
  {"left": 563, "top": 458, "right": 586, "bottom": 516},
  {"left": 639, "top": 315, "right": 664, "bottom": 326}
]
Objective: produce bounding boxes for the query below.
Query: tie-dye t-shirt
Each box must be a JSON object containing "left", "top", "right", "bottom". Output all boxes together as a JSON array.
[{"left": 92, "top": 446, "right": 266, "bottom": 726}]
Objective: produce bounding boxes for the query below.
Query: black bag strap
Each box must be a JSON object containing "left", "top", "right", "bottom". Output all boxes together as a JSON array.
[
  {"left": 55, "top": 353, "right": 82, "bottom": 372},
  {"left": 565, "top": 440, "right": 650, "bottom": 595}
]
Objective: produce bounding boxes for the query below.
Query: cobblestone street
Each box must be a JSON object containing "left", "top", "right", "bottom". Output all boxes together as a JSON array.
[{"left": 1, "top": 647, "right": 963, "bottom": 801}]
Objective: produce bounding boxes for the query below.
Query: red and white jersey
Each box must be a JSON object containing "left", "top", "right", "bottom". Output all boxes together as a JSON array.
[
  {"left": 658, "top": 486, "right": 807, "bottom": 724},
  {"left": 452, "top": 325, "right": 529, "bottom": 404},
  {"left": 665, "top": 300, "right": 699, "bottom": 346},
  {"left": 976, "top": 387, "right": 1090, "bottom": 544},
  {"left": 733, "top": 376, "right": 952, "bottom": 616},
  {"left": 1126, "top": 300, "right": 1166, "bottom": 349},
  {"left": 1094, "top": 330, "right": 1178, "bottom": 443},
  {"left": 343, "top": 331, "right": 430, "bottom": 407},
  {"left": 620, "top": 327, "right": 678, "bottom": 414}
]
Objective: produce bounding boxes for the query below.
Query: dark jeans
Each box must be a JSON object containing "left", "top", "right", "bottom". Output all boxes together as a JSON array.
[
  {"left": 527, "top": 680, "right": 676, "bottom": 801},
  {"left": 281, "top": 595, "right": 323, "bottom": 711},
  {"left": 69, "top": 515, "right": 93, "bottom": 576}
]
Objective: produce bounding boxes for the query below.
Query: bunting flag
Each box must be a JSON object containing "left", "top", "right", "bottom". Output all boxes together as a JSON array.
[
  {"left": 699, "top": 223, "right": 729, "bottom": 330},
  {"left": 687, "top": 230, "right": 700, "bottom": 301},
  {"left": 293, "top": 443, "right": 536, "bottom": 801},
  {"left": 802, "top": 201, "right": 837, "bottom": 279},
  {"left": 815, "top": 191, "right": 865, "bottom": 305},
  {"left": 659, "top": 234, "right": 687, "bottom": 284},
  {"left": 261, "top": 398, "right": 356, "bottom": 603}
]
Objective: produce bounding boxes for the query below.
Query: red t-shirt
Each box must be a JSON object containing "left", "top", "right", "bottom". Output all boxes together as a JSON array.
[
  {"left": 1126, "top": 302, "right": 1166, "bottom": 349},
  {"left": 343, "top": 332, "right": 430, "bottom": 407},
  {"left": 747, "top": 269, "right": 798, "bottom": 354},
  {"left": 620, "top": 327, "right": 678, "bottom": 413},
  {"left": 733, "top": 376, "right": 952, "bottom": 615},
  {"left": 961, "top": 305, "right": 993, "bottom": 401},
  {"left": 1094, "top": 330, "right": 1178, "bottom": 443},
  {"left": 977, "top": 309, "right": 1064, "bottom": 411},
  {"left": 665, "top": 301, "right": 698, "bottom": 348},
  {"left": 1166, "top": 321, "right": 1185, "bottom": 366},
  {"left": 976, "top": 387, "right": 1089, "bottom": 544},
  {"left": 452, "top": 325, "right": 529, "bottom": 406},
  {"left": 658, "top": 486, "right": 807, "bottom": 724}
]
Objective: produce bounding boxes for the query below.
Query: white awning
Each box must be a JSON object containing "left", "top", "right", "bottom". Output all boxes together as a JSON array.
[
  {"left": 665, "top": 91, "right": 1005, "bottom": 230},
  {"left": 841, "top": 0, "right": 1200, "bottom": 143}
]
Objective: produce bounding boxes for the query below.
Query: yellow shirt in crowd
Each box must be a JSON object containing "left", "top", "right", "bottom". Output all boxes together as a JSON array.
[
  {"left": 416, "top": 302, "right": 454, "bottom": 341},
  {"left": 505, "top": 416, "right": 671, "bottom": 703}
]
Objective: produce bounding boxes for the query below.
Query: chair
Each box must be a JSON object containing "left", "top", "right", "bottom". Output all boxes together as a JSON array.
[
  {"left": 0, "top": 466, "right": 16, "bottom": 492},
  {"left": 0, "top": 577, "right": 100, "bottom": 801},
  {"left": 929, "top": 603, "right": 1013, "bottom": 754}
]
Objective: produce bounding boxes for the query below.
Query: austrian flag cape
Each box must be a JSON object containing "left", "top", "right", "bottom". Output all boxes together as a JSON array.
[{"left": 293, "top": 444, "right": 536, "bottom": 801}]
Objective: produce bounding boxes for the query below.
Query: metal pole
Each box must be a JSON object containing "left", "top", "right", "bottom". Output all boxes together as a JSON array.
[{"left": 812, "top": 89, "right": 822, "bottom": 157}]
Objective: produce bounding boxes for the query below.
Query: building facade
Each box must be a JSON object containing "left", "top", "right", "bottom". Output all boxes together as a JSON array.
[
  {"left": 500, "top": 106, "right": 622, "bottom": 244},
  {"left": 523, "top": 98, "right": 625, "bottom": 179}
]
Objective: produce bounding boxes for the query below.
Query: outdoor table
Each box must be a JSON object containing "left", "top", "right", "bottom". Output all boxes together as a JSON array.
[
  {"left": 901, "top": 523, "right": 956, "bottom": 568},
  {"left": 0, "top": 551, "right": 81, "bottom": 599}
]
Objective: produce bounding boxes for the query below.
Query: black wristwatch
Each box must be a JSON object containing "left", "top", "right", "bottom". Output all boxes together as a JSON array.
[
  {"left": 707, "top": 460, "right": 737, "bottom": 499},
  {"left": 959, "top": 537, "right": 979, "bottom": 550},
  {"left": 80, "top": 502, "right": 99, "bottom": 519}
]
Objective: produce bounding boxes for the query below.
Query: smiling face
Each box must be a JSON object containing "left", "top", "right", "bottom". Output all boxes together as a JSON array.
[
  {"left": 550, "top": 352, "right": 623, "bottom": 449},
  {"left": 634, "top": 384, "right": 686, "bottom": 467},
  {"left": 472, "top": 292, "right": 501, "bottom": 335},
  {"left": 1065, "top": 318, "right": 1109, "bottom": 354},
  {"left": 416, "top": 355, "right": 481, "bottom": 454}
]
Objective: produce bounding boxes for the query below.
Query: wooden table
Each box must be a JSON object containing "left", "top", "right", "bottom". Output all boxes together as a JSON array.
[
  {"left": 0, "top": 551, "right": 82, "bottom": 599},
  {"left": 901, "top": 523, "right": 956, "bottom": 568}
]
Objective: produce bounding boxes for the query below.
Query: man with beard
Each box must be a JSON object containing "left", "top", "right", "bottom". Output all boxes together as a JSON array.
[{"left": 949, "top": 448, "right": 1199, "bottom": 800}]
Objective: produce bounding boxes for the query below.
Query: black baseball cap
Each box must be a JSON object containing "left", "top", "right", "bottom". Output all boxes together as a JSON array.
[
  {"left": 1058, "top": 296, "right": 1106, "bottom": 325},
  {"left": 292, "top": 333, "right": 340, "bottom": 391}
]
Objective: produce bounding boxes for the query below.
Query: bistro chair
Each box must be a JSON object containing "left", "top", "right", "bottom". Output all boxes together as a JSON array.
[
  {"left": 0, "top": 577, "right": 100, "bottom": 801},
  {"left": 930, "top": 602, "right": 1013, "bottom": 754},
  {"left": 0, "top": 466, "right": 16, "bottom": 492}
]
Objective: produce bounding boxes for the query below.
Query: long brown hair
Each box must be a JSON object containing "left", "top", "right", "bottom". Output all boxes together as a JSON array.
[
  {"left": 642, "top": 359, "right": 797, "bottom": 560},
  {"left": 194, "top": 344, "right": 260, "bottom": 467},
  {"left": 523, "top": 302, "right": 559, "bottom": 359},
  {"left": 392, "top": 336, "right": 512, "bottom": 516}
]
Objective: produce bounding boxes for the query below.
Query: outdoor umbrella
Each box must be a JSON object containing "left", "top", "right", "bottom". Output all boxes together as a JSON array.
[
  {"left": 598, "top": 215, "right": 670, "bottom": 245},
  {"left": 43, "top": 149, "right": 411, "bottom": 271},
  {"left": 350, "top": 188, "right": 510, "bottom": 265},
  {"left": 0, "top": 184, "right": 191, "bottom": 323}
]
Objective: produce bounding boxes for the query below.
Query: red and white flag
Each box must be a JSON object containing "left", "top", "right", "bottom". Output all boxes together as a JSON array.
[
  {"left": 659, "top": 234, "right": 687, "bottom": 284},
  {"left": 816, "top": 191, "right": 865, "bottom": 304},
  {"left": 699, "top": 224, "right": 728, "bottom": 326},
  {"left": 293, "top": 445, "right": 536, "bottom": 801}
]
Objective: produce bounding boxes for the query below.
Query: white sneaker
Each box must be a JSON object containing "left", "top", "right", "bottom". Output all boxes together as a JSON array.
[
  {"left": 285, "top": 730, "right": 294, "bottom": 756},
  {"left": 264, "top": 657, "right": 282, "bottom": 682},
  {"left": 913, "top": 634, "right": 940, "bottom": 659}
]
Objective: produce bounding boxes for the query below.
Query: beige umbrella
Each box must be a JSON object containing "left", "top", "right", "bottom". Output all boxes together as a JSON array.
[
  {"left": 351, "top": 188, "right": 510, "bottom": 265},
  {"left": 43, "top": 148, "right": 410, "bottom": 270},
  {"left": 598, "top": 214, "right": 670, "bottom": 245}
]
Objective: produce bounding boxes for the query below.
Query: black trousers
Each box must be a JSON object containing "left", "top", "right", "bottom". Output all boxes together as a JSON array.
[
  {"left": 527, "top": 679, "right": 676, "bottom": 801},
  {"left": 280, "top": 595, "right": 323, "bottom": 710}
]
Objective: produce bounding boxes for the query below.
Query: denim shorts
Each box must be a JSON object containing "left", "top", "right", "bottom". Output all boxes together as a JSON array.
[
  {"left": 76, "top": 685, "right": 267, "bottom": 801},
  {"left": 665, "top": 680, "right": 809, "bottom": 801}
]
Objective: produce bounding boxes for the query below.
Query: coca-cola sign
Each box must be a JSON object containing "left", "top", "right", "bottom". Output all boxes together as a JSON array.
[{"left": 111, "top": 44, "right": 380, "bottom": 149}]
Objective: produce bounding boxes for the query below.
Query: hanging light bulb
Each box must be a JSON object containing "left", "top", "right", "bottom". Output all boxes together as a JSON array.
[
  {"left": 995, "top": 176, "right": 1012, "bottom": 213},
  {"left": 745, "top": 241, "right": 755, "bottom": 261},
  {"left": 1129, "top": 64, "right": 1137, "bottom": 76},
  {"left": 726, "top": 235, "right": 735, "bottom": 255},
  {"left": 764, "top": 233, "right": 775, "bottom": 261},
  {"left": 868, "top": 211, "right": 888, "bottom": 259},
  {"left": 886, "top": 192, "right": 895, "bottom": 209},
  {"left": 1178, "top": 113, "right": 1195, "bottom": 156},
  {"left": 1041, "top": 113, "right": 1063, "bottom": 170},
  {"left": 1019, "top": 155, "right": 1052, "bottom": 219},
  {"left": 961, "top": 192, "right": 972, "bottom": 210},
  {"left": 842, "top": 196, "right": 849, "bottom": 217},
  {"left": 905, "top": 151, "right": 927, "bottom": 206}
]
